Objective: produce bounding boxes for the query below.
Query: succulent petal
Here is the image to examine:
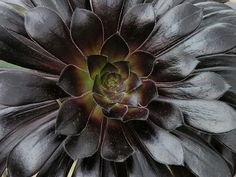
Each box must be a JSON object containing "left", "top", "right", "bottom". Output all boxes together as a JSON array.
[
  {"left": 142, "top": 3, "right": 203, "bottom": 55},
  {"left": 71, "top": 9, "right": 104, "bottom": 56},
  {"left": 164, "top": 98, "right": 236, "bottom": 133},
  {"left": 148, "top": 100, "right": 183, "bottom": 130},
  {"left": 175, "top": 131, "right": 232, "bottom": 177},
  {"left": 0, "top": 70, "right": 66, "bottom": 106},
  {"left": 56, "top": 94, "right": 96, "bottom": 135},
  {"left": 113, "top": 61, "right": 130, "bottom": 80},
  {"left": 125, "top": 72, "right": 142, "bottom": 92},
  {"left": 120, "top": 3, "right": 155, "bottom": 52},
  {"left": 159, "top": 72, "right": 231, "bottom": 100},
  {"left": 31, "top": 0, "right": 72, "bottom": 25},
  {"left": 93, "top": 93, "right": 115, "bottom": 111},
  {"left": 101, "top": 33, "right": 129, "bottom": 63},
  {"left": 122, "top": 107, "right": 149, "bottom": 122},
  {"left": 101, "top": 119, "right": 134, "bottom": 162},
  {"left": 0, "top": 26, "right": 66, "bottom": 75},
  {"left": 25, "top": 7, "right": 86, "bottom": 69},
  {"left": 64, "top": 106, "right": 103, "bottom": 159},
  {"left": 128, "top": 51, "right": 155, "bottom": 77},
  {"left": 0, "top": 0, "right": 235, "bottom": 176},
  {"left": 72, "top": 154, "right": 101, "bottom": 176},
  {"left": 137, "top": 80, "right": 158, "bottom": 107},
  {"left": 90, "top": 0, "right": 124, "bottom": 38},
  {"left": 87, "top": 55, "right": 108, "bottom": 80},
  {"left": 130, "top": 120, "right": 184, "bottom": 165},
  {"left": 58, "top": 65, "right": 93, "bottom": 97},
  {"left": 103, "top": 103, "right": 128, "bottom": 120},
  {"left": 8, "top": 117, "right": 65, "bottom": 177},
  {"left": 0, "top": 2, "right": 27, "bottom": 36},
  {"left": 150, "top": 54, "right": 199, "bottom": 82}
]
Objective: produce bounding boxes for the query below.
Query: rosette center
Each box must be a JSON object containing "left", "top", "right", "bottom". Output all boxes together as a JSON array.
[{"left": 102, "top": 72, "right": 123, "bottom": 92}]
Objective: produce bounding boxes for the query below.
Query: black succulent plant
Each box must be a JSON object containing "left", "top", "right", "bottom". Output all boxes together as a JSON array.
[{"left": 0, "top": 0, "right": 236, "bottom": 177}]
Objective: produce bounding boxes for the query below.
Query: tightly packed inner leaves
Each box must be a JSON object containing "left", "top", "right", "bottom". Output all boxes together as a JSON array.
[
  {"left": 0, "top": 0, "right": 236, "bottom": 177},
  {"left": 57, "top": 34, "right": 157, "bottom": 127}
]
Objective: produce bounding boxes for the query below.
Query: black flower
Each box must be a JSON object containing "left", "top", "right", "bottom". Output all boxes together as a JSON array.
[{"left": 0, "top": 0, "right": 236, "bottom": 177}]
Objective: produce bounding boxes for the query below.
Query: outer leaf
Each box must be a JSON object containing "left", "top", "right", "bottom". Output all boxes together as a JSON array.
[
  {"left": 126, "top": 150, "right": 173, "bottom": 177},
  {"left": 131, "top": 121, "right": 184, "bottom": 165},
  {"left": 215, "top": 129, "right": 236, "bottom": 153},
  {"left": 69, "top": 0, "right": 90, "bottom": 9},
  {"left": 1, "top": 0, "right": 34, "bottom": 9},
  {"left": 165, "top": 23, "right": 236, "bottom": 57},
  {"left": 148, "top": 100, "right": 183, "bottom": 130},
  {"left": 90, "top": 0, "right": 124, "bottom": 38},
  {"left": 0, "top": 2, "right": 27, "bottom": 35},
  {"left": 0, "top": 26, "right": 65, "bottom": 75},
  {"left": 101, "top": 119, "right": 134, "bottom": 162},
  {"left": 56, "top": 94, "right": 96, "bottom": 135},
  {"left": 142, "top": 3, "right": 203, "bottom": 55},
  {"left": 0, "top": 100, "right": 58, "bottom": 141},
  {"left": 120, "top": 4, "right": 155, "bottom": 51},
  {"left": 64, "top": 106, "right": 103, "bottom": 159},
  {"left": 152, "top": 0, "right": 184, "bottom": 17},
  {"left": 101, "top": 33, "right": 129, "bottom": 62},
  {"left": 0, "top": 70, "right": 66, "bottom": 106},
  {"left": 163, "top": 99, "right": 236, "bottom": 133},
  {"left": 0, "top": 111, "right": 57, "bottom": 175},
  {"left": 37, "top": 146, "right": 73, "bottom": 177},
  {"left": 58, "top": 65, "right": 93, "bottom": 97},
  {"left": 170, "top": 166, "right": 197, "bottom": 177},
  {"left": 73, "top": 154, "right": 102, "bottom": 177},
  {"left": 31, "top": 0, "right": 72, "bottom": 25},
  {"left": 159, "top": 72, "right": 231, "bottom": 99},
  {"left": 175, "top": 131, "right": 232, "bottom": 177},
  {"left": 7, "top": 119, "right": 65, "bottom": 177},
  {"left": 71, "top": 9, "right": 103, "bottom": 56},
  {"left": 25, "top": 7, "right": 86, "bottom": 69},
  {"left": 122, "top": 0, "right": 143, "bottom": 15},
  {"left": 150, "top": 54, "right": 199, "bottom": 82}
]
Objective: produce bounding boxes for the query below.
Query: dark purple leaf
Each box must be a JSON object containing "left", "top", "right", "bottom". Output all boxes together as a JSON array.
[
  {"left": 87, "top": 55, "right": 108, "bottom": 80},
  {"left": 163, "top": 98, "right": 236, "bottom": 133},
  {"left": 150, "top": 54, "right": 199, "bottom": 82},
  {"left": 58, "top": 65, "right": 93, "bottom": 97},
  {"left": 7, "top": 118, "right": 65, "bottom": 177},
  {"left": 142, "top": 3, "right": 203, "bottom": 55},
  {"left": 25, "top": 7, "right": 86, "bottom": 69},
  {"left": 56, "top": 94, "right": 96, "bottom": 135},
  {"left": 71, "top": 9, "right": 104, "bottom": 56},
  {"left": 0, "top": 26, "right": 65, "bottom": 75},
  {"left": 159, "top": 72, "right": 230, "bottom": 99},
  {"left": 120, "top": 3, "right": 155, "bottom": 51},
  {"left": 0, "top": 2, "right": 27, "bottom": 35},
  {"left": 122, "top": 107, "right": 149, "bottom": 122},
  {"left": 131, "top": 121, "right": 184, "bottom": 165},
  {"left": 0, "top": 70, "right": 66, "bottom": 106},
  {"left": 148, "top": 100, "right": 183, "bottom": 130},
  {"left": 175, "top": 131, "right": 232, "bottom": 177},
  {"left": 37, "top": 146, "right": 73, "bottom": 177},
  {"left": 31, "top": 0, "right": 72, "bottom": 25},
  {"left": 101, "top": 119, "right": 134, "bottom": 162},
  {"left": 90, "top": 0, "right": 124, "bottom": 38},
  {"left": 125, "top": 72, "right": 142, "bottom": 92},
  {"left": 128, "top": 51, "right": 155, "bottom": 77},
  {"left": 64, "top": 106, "right": 103, "bottom": 159},
  {"left": 101, "top": 33, "right": 129, "bottom": 62}
]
